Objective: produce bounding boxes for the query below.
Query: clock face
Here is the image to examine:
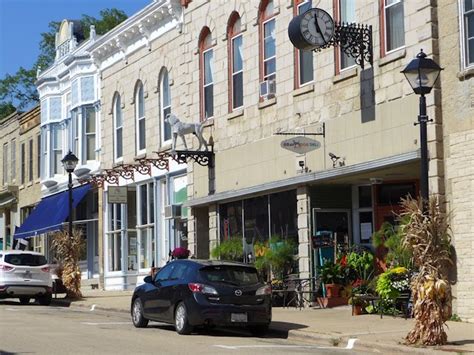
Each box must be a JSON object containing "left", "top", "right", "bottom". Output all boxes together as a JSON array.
[{"left": 300, "top": 8, "right": 334, "bottom": 48}]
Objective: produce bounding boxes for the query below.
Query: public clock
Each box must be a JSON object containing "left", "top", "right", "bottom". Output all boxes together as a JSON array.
[{"left": 288, "top": 8, "right": 335, "bottom": 50}]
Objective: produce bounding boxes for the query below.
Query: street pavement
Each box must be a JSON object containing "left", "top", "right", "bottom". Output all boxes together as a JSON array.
[
  {"left": 3, "top": 290, "right": 473, "bottom": 354},
  {"left": 1, "top": 302, "right": 373, "bottom": 355}
]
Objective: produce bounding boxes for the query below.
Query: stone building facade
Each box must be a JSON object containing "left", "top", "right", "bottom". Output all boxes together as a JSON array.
[
  {"left": 89, "top": 0, "right": 189, "bottom": 290},
  {"left": 0, "top": 111, "right": 21, "bottom": 250},
  {"left": 0, "top": 107, "right": 42, "bottom": 250},
  {"left": 88, "top": 0, "right": 449, "bottom": 292},
  {"left": 438, "top": 0, "right": 474, "bottom": 322}
]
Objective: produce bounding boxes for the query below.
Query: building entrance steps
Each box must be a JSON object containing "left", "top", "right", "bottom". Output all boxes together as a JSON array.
[{"left": 52, "top": 289, "right": 474, "bottom": 354}]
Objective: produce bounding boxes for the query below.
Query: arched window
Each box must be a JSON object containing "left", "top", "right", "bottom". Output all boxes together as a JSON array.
[
  {"left": 199, "top": 27, "right": 214, "bottom": 120},
  {"left": 259, "top": 0, "right": 276, "bottom": 98},
  {"left": 294, "top": 0, "right": 313, "bottom": 87},
  {"left": 113, "top": 93, "right": 123, "bottom": 161},
  {"left": 135, "top": 82, "right": 146, "bottom": 154},
  {"left": 160, "top": 69, "right": 172, "bottom": 144},
  {"left": 228, "top": 12, "right": 243, "bottom": 111}
]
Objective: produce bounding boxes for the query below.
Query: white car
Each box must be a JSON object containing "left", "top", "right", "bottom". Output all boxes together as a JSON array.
[{"left": 0, "top": 250, "right": 53, "bottom": 305}]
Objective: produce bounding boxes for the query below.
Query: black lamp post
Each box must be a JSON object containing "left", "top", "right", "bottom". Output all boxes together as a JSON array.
[
  {"left": 61, "top": 151, "right": 79, "bottom": 238},
  {"left": 401, "top": 49, "right": 443, "bottom": 210}
]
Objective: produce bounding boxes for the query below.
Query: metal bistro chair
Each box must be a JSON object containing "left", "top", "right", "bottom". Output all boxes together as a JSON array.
[{"left": 281, "top": 274, "right": 300, "bottom": 308}]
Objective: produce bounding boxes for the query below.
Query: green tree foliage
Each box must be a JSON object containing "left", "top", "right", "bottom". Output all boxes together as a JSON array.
[
  {"left": 0, "top": 8, "right": 127, "bottom": 118},
  {"left": 0, "top": 103, "right": 17, "bottom": 121}
]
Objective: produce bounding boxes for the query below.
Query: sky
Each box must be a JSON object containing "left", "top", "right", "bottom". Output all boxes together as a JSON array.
[{"left": 0, "top": 0, "right": 152, "bottom": 78}]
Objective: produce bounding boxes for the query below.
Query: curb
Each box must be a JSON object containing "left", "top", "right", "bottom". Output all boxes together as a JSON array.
[{"left": 51, "top": 299, "right": 464, "bottom": 354}]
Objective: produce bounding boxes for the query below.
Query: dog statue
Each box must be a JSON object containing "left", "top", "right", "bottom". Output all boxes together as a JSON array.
[{"left": 165, "top": 113, "right": 208, "bottom": 151}]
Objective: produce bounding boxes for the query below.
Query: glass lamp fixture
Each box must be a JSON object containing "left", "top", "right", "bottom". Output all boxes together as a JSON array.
[
  {"left": 401, "top": 49, "right": 443, "bottom": 95},
  {"left": 61, "top": 151, "right": 79, "bottom": 173}
]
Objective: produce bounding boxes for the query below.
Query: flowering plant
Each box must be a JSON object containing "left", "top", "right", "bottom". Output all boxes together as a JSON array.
[{"left": 171, "top": 247, "right": 190, "bottom": 259}]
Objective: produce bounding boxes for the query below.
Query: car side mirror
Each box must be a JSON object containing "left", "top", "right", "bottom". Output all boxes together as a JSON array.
[{"left": 144, "top": 275, "right": 153, "bottom": 284}]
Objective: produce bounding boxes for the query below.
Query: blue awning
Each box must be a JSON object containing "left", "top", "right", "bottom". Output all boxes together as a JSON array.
[{"left": 14, "top": 184, "right": 91, "bottom": 239}]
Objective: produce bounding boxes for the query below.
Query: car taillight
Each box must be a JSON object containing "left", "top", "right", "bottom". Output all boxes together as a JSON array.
[
  {"left": 188, "top": 283, "right": 218, "bottom": 295},
  {"left": 256, "top": 285, "right": 272, "bottom": 296},
  {"left": 0, "top": 264, "right": 14, "bottom": 272},
  {"left": 41, "top": 266, "right": 50, "bottom": 273}
]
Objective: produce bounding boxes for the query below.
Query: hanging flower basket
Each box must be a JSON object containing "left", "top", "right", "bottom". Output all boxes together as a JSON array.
[{"left": 171, "top": 247, "right": 190, "bottom": 259}]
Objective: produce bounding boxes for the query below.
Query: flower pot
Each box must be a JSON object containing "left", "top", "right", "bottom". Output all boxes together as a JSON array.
[
  {"left": 352, "top": 305, "right": 364, "bottom": 316},
  {"left": 325, "top": 284, "right": 340, "bottom": 298}
]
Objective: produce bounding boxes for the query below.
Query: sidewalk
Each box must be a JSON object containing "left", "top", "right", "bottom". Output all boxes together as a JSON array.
[{"left": 53, "top": 290, "right": 474, "bottom": 354}]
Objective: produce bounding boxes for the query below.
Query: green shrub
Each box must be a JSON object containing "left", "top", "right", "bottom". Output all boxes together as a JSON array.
[{"left": 210, "top": 237, "right": 243, "bottom": 261}]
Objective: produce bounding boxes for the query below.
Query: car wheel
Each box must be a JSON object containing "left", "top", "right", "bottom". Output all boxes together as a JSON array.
[
  {"left": 19, "top": 297, "right": 30, "bottom": 305},
  {"left": 38, "top": 293, "right": 52, "bottom": 306},
  {"left": 248, "top": 323, "right": 270, "bottom": 337},
  {"left": 131, "top": 298, "right": 149, "bottom": 328},
  {"left": 174, "top": 302, "right": 193, "bottom": 335}
]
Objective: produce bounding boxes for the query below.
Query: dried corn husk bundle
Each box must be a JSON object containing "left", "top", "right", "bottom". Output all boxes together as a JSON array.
[
  {"left": 399, "top": 196, "right": 452, "bottom": 346},
  {"left": 52, "top": 229, "right": 85, "bottom": 299}
]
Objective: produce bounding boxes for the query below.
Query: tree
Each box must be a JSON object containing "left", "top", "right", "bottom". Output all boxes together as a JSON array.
[
  {"left": 0, "top": 8, "right": 128, "bottom": 119},
  {"left": 0, "top": 103, "right": 17, "bottom": 121}
]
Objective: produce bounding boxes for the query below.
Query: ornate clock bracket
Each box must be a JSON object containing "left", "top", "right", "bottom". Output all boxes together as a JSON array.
[
  {"left": 327, "top": 22, "right": 373, "bottom": 70},
  {"left": 310, "top": 22, "right": 373, "bottom": 70}
]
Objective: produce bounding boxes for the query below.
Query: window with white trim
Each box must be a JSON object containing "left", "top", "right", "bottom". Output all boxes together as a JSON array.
[
  {"left": 21, "top": 142, "right": 25, "bottom": 183},
  {"left": 260, "top": 0, "right": 276, "bottom": 96},
  {"left": 296, "top": 0, "right": 313, "bottom": 86},
  {"left": 137, "top": 182, "right": 155, "bottom": 269},
  {"left": 107, "top": 203, "right": 123, "bottom": 272},
  {"left": 160, "top": 69, "right": 172, "bottom": 144},
  {"left": 135, "top": 82, "right": 146, "bottom": 154},
  {"left": 462, "top": 0, "right": 474, "bottom": 67},
  {"left": 113, "top": 94, "right": 123, "bottom": 161},
  {"left": 228, "top": 13, "right": 243, "bottom": 110},
  {"left": 83, "top": 106, "right": 96, "bottom": 161},
  {"left": 51, "top": 125, "right": 62, "bottom": 176},
  {"left": 200, "top": 28, "right": 214, "bottom": 120},
  {"left": 383, "top": 0, "right": 405, "bottom": 53},
  {"left": 339, "top": 0, "right": 356, "bottom": 70}
]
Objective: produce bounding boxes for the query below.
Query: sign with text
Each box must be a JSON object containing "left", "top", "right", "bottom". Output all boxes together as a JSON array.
[
  {"left": 280, "top": 136, "right": 321, "bottom": 154},
  {"left": 108, "top": 186, "right": 128, "bottom": 204}
]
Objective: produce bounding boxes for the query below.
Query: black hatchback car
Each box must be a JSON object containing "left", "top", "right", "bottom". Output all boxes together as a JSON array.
[{"left": 130, "top": 259, "right": 272, "bottom": 335}]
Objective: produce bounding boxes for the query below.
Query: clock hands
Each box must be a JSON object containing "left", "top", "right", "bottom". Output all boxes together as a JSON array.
[{"left": 314, "top": 13, "right": 327, "bottom": 45}]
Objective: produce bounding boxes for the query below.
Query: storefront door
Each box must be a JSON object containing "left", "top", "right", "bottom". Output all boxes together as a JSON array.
[{"left": 311, "top": 209, "right": 351, "bottom": 275}]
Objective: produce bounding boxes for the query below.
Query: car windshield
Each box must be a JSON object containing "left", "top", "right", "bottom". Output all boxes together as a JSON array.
[
  {"left": 5, "top": 254, "right": 47, "bottom": 266},
  {"left": 200, "top": 265, "right": 260, "bottom": 286}
]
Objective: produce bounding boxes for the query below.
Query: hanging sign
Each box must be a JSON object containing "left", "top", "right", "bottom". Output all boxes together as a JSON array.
[
  {"left": 108, "top": 186, "right": 128, "bottom": 204},
  {"left": 280, "top": 136, "right": 321, "bottom": 154}
]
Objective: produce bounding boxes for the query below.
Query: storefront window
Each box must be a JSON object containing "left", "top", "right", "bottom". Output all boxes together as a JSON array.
[
  {"left": 219, "top": 201, "right": 243, "bottom": 242},
  {"left": 126, "top": 189, "right": 137, "bottom": 271},
  {"left": 172, "top": 175, "right": 188, "bottom": 249},
  {"left": 107, "top": 204, "right": 122, "bottom": 272},
  {"left": 270, "top": 190, "right": 297, "bottom": 245},
  {"left": 137, "top": 183, "right": 155, "bottom": 269}
]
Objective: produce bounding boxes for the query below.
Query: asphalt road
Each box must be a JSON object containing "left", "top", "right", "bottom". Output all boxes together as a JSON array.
[{"left": 0, "top": 300, "right": 372, "bottom": 355}]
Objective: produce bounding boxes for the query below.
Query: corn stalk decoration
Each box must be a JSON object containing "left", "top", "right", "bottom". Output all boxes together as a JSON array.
[
  {"left": 52, "top": 229, "right": 85, "bottom": 299},
  {"left": 399, "top": 196, "right": 453, "bottom": 346}
]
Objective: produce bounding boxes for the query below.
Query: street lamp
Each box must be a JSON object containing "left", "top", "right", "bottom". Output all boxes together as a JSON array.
[
  {"left": 61, "top": 151, "right": 79, "bottom": 238},
  {"left": 401, "top": 49, "right": 442, "bottom": 209}
]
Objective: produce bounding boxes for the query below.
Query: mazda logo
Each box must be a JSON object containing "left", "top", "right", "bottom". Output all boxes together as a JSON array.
[{"left": 234, "top": 289, "right": 242, "bottom": 296}]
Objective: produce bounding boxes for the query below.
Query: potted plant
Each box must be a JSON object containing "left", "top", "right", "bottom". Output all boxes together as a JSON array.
[
  {"left": 319, "top": 260, "right": 344, "bottom": 298},
  {"left": 171, "top": 247, "right": 190, "bottom": 260}
]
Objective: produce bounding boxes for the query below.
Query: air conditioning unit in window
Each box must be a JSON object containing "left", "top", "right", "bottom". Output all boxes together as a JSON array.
[
  {"left": 164, "top": 204, "right": 182, "bottom": 219},
  {"left": 259, "top": 78, "right": 276, "bottom": 99}
]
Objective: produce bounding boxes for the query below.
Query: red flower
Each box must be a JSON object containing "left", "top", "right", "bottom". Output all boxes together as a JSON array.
[{"left": 339, "top": 255, "right": 347, "bottom": 267}]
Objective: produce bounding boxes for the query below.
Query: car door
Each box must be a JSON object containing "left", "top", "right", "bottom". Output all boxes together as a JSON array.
[
  {"left": 160, "top": 262, "right": 190, "bottom": 322},
  {"left": 142, "top": 263, "right": 175, "bottom": 320}
]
